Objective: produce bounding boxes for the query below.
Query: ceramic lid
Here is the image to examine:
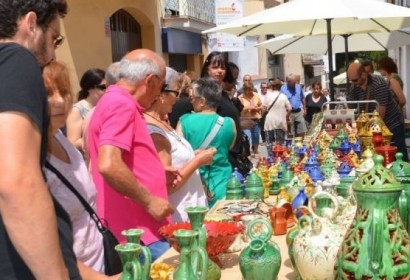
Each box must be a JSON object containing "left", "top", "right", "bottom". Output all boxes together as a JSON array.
[
  {"left": 353, "top": 155, "right": 401, "bottom": 192},
  {"left": 227, "top": 173, "right": 242, "bottom": 190},
  {"left": 245, "top": 172, "right": 263, "bottom": 188}
]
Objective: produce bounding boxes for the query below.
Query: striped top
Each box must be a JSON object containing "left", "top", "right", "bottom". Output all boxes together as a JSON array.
[{"left": 347, "top": 74, "right": 402, "bottom": 130}]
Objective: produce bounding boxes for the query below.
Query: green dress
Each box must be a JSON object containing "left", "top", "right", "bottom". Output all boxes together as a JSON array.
[{"left": 180, "top": 113, "right": 235, "bottom": 207}]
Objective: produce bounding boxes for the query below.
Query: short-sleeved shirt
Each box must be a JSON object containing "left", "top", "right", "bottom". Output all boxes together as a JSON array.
[
  {"left": 263, "top": 90, "right": 291, "bottom": 131},
  {"left": 347, "top": 74, "right": 402, "bottom": 130},
  {"left": 0, "top": 43, "right": 80, "bottom": 279},
  {"left": 88, "top": 85, "right": 171, "bottom": 245},
  {"left": 281, "top": 84, "right": 304, "bottom": 110}
]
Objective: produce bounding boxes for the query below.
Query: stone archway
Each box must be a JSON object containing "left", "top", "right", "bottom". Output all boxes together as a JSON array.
[{"left": 110, "top": 9, "right": 142, "bottom": 61}]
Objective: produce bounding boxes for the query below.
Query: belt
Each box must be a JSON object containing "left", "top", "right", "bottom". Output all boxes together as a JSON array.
[{"left": 291, "top": 108, "right": 301, "bottom": 113}]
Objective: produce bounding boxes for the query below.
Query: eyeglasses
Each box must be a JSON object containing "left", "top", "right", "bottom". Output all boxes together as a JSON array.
[
  {"left": 95, "top": 84, "right": 107, "bottom": 91},
  {"left": 163, "top": 89, "right": 180, "bottom": 97},
  {"left": 53, "top": 35, "right": 65, "bottom": 49},
  {"left": 261, "top": 86, "right": 268, "bottom": 89}
]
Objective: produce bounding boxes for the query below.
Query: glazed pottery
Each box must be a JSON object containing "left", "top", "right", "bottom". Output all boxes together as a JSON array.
[
  {"left": 291, "top": 189, "right": 308, "bottom": 211},
  {"left": 335, "top": 155, "right": 410, "bottom": 279},
  {"left": 245, "top": 172, "right": 264, "bottom": 200},
  {"left": 336, "top": 176, "right": 355, "bottom": 198},
  {"left": 293, "top": 192, "right": 345, "bottom": 280},
  {"left": 225, "top": 174, "right": 243, "bottom": 200},
  {"left": 270, "top": 176, "right": 281, "bottom": 195},
  {"left": 115, "top": 242, "right": 152, "bottom": 280},
  {"left": 391, "top": 152, "right": 410, "bottom": 234},
  {"left": 121, "top": 228, "right": 151, "bottom": 278},
  {"left": 239, "top": 218, "right": 281, "bottom": 280},
  {"left": 173, "top": 229, "right": 208, "bottom": 280},
  {"left": 374, "top": 145, "right": 398, "bottom": 166},
  {"left": 372, "top": 131, "right": 383, "bottom": 148},
  {"left": 185, "top": 206, "right": 221, "bottom": 280},
  {"left": 269, "top": 206, "right": 287, "bottom": 236}
]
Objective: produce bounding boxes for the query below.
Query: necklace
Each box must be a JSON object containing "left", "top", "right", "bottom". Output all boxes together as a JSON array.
[{"left": 144, "top": 112, "right": 190, "bottom": 150}]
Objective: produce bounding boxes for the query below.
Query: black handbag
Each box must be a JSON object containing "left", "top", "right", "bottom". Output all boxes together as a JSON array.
[{"left": 45, "top": 161, "right": 122, "bottom": 276}]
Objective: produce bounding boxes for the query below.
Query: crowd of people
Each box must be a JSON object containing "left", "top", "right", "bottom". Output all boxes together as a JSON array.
[{"left": 0, "top": 1, "right": 408, "bottom": 279}]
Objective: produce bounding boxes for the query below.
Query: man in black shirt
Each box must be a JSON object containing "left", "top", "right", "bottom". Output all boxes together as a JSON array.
[{"left": 0, "top": 1, "right": 80, "bottom": 279}]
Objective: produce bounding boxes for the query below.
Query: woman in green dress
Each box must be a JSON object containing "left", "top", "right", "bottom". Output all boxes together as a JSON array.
[{"left": 177, "top": 78, "right": 236, "bottom": 207}]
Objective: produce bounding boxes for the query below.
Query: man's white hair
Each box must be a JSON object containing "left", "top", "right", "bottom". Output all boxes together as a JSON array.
[{"left": 118, "top": 57, "right": 161, "bottom": 84}]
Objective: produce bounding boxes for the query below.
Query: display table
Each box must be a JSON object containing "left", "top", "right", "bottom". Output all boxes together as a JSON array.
[{"left": 155, "top": 199, "right": 297, "bottom": 279}]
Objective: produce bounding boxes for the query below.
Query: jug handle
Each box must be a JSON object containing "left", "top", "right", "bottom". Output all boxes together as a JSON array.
[
  {"left": 368, "top": 208, "right": 383, "bottom": 274},
  {"left": 246, "top": 218, "right": 273, "bottom": 243},
  {"left": 125, "top": 260, "right": 141, "bottom": 280},
  {"left": 191, "top": 247, "right": 208, "bottom": 280},
  {"left": 140, "top": 246, "right": 152, "bottom": 280},
  {"left": 308, "top": 191, "right": 339, "bottom": 221}
]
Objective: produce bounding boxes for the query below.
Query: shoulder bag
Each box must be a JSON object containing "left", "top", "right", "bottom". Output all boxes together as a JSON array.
[
  {"left": 260, "top": 92, "right": 281, "bottom": 132},
  {"left": 45, "top": 161, "right": 122, "bottom": 276},
  {"left": 198, "top": 116, "right": 224, "bottom": 200}
]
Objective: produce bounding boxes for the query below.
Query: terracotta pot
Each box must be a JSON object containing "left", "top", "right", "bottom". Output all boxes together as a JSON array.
[{"left": 269, "top": 207, "right": 287, "bottom": 236}]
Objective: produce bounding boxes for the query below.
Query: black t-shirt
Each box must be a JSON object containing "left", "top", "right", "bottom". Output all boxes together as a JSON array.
[
  {"left": 168, "top": 96, "right": 194, "bottom": 129},
  {"left": 217, "top": 91, "right": 242, "bottom": 154},
  {"left": 304, "top": 93, "right": 327, "bottom": 124},
  {"left": 0, "top": 43, "right": 80, "bottom": 279}
]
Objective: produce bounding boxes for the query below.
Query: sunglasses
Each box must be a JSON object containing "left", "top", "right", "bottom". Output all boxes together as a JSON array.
[
  {"left": 53, "top": 35, "right": 65, "bottom": 49},
  {"left": 95, "top": 84, "right": 107, "bottom": 91}
]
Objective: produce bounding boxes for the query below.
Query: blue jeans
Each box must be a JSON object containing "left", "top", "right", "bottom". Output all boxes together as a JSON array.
[
  {"left": 244, "top": 122, "right": 260, "bottom": 147},
  {"left": 147, "top": 239, "right": 170, "bottom": 262}
]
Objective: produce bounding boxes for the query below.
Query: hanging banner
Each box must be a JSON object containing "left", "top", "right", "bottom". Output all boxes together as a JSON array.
[{"left": 208, "top": 0, "right": 245, "bottom": 52}]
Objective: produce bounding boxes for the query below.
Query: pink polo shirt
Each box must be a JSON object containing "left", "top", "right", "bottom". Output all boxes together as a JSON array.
[{"left": 88, "top": 85, "right": 171, "bottom": 245}]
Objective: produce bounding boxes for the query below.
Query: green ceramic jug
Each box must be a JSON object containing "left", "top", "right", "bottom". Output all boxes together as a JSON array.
[
  {"left": 390, "top": 152, "right": 410, "bottom": 235},
  {"left": 239, "top": 218, "right": 281, "bottom": 280},
  {"left": 173, "top": 229, "right": 208, "bottom": 280},
  {"left": 121, "top": 229, "right": 151, "bottom": 280},
  {"left": 185, "top": 206, "right": 221, "bottom": 280},
  {"left": 335, "top": 155, "right": 410, "bottom": 279},
  {"left": 115, "top": 243, "right": 151, "bottom": 280}
]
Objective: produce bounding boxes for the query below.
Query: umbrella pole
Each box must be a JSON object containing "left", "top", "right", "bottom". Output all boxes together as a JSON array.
[
  {"left": 343, "top": 34, "right": 351, "bottom": 94},
  {"left": 326, "top": 18, "right": 335, "bottom": 101}
]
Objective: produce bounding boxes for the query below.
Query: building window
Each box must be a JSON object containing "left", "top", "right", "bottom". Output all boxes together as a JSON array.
[{"left": 110, "top": 9, "right": 142, "bottom": 62}]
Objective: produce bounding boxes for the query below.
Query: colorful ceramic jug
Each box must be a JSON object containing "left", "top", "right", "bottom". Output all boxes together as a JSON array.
[
  {"left": 121, "top": 229, "right": 151, "bottom": 280},
  {"left": 173, "top": 229, "right": 208, "bottom": 280},
  {"left": 293, "top": 191, "right": 345, "bottom": 280},
  {"left": 390, "top": 152, "right": 410, "bottom": 235},
  {"left": 239, "top": 218, "right": 281, "bottom": 280},
  {"left": 115, "top": 242, "right": 152, "bottom": 280},
  {"left": 335, "top": 155, "right": 410, "bottom": 279}
]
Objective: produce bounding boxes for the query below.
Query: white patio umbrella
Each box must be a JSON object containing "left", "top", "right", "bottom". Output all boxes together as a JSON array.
[
  {"left": 203, "top": 0, "right": 410, "bottom": 99},
  {"left": 255, "top": 31, "right": 410, "bottom": 55},
  {"left": 333, "top": 72, "right": 347, "bottom": 85}
]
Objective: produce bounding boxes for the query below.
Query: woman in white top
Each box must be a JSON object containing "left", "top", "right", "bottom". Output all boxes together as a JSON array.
[
  {"left": 263, "top": 78, "right": 291, "bottom": 157},
  {"left": 144, "top": 67, "right": 216, "bottom": 222},
  {"left": 43, "top": 61, "right": 119, "bottom": 280}
]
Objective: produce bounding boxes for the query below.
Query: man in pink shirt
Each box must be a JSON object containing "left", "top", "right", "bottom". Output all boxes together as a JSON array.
[{"left": 88, "top": 49, "right": 177, "bottom": 261}]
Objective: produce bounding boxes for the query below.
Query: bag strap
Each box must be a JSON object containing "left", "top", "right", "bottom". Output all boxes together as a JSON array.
[
  {"left": 266, "top": 92, "right": 281, "bottom": 113},
  {"left": 45, "top": 161, "right": 107, "bottom": 233},
  {"left": 199, "top": 116, "right": 224, "bottom": 149}
]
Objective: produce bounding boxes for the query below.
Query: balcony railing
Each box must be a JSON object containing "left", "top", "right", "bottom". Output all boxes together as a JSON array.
[{"left": 162, "top": 0, "right": 215, "bottom": 24}]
